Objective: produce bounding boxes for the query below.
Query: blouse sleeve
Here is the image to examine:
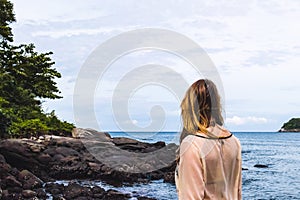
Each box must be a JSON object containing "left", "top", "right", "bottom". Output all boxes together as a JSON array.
[{"left": 177, "top": 140, "right": 205, "bottom": 200}]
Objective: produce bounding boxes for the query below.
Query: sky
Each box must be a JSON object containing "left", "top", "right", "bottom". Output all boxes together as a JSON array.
[{"left": 9, "top": 0, "right": 300, "bottom": 132}]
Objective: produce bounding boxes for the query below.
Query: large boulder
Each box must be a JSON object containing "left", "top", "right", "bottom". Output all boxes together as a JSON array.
[{"left": 72, "top": 128, "right": 111, "bottom": 141}]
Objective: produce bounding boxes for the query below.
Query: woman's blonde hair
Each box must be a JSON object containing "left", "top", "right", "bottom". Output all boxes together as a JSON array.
[{"left": 179, "top": 79, "right": 223, "bottom": 143}]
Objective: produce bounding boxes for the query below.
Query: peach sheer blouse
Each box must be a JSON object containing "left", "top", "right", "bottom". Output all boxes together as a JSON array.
[{"left": 175, "top": 129, "right": 242, "bottom": 200}]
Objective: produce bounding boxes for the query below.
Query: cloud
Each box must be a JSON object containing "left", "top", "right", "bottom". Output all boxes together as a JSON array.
[
  {"left": 226, "top": 116, "right": 268, "bottom": 125},
  {"left": 9, "top": 0, "right": 300, "bottom": 131},
  {"left": 31, "top": 26, "right": 137, "bottom": 39}
]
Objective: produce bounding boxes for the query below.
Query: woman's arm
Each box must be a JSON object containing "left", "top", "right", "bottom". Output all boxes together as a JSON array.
[{"left": 178, "top": 140, "right": 205, "bottom": 200}]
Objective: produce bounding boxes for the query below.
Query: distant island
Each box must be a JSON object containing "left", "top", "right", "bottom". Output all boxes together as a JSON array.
[{"left": 279, "top": 118, "right": 300, "bottom": 132}]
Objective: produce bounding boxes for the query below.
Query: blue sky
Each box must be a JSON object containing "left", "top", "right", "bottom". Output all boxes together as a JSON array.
[{"left": 10, "top": 0, "right": 300, "bottom": 132}]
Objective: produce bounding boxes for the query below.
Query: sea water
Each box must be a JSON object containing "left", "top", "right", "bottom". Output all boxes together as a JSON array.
[
  {"left": 49, "top": 132, "right": 300, "bottom": 200},
  {"left": 108, "top": 131, "right": 300, "bottom": 199}
]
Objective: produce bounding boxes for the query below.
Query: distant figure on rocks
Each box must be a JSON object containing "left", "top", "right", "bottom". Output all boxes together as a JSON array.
[{"left": 175, "top": 79, "right": 242, "bottom": 200}]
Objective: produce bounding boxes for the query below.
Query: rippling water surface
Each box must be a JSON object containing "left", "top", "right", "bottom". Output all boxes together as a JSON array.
[
  {"left": 50, "top": 132, "right": 300, "bottom": 200},
  {"left": 108, "top": 131, "right": 300, "bottom": 200}
]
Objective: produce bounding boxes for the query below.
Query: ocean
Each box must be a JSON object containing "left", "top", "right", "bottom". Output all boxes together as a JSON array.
[{"left": 54, "top": 132, "right": 300, "bottom": 200}]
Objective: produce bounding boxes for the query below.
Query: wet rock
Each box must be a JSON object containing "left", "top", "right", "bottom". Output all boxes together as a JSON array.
[
  {"left": 22, "top": 189, "right": 37, "bottom": 198},
  {"left": 163, "top": 171, "right": 175, "bottom": 184},
  {"left": 254, "top": 164, "right": 268, "bottom": 168},
  {"left": 63, "top": 182, "right": 88, "bottom": 199},
  {"left": 36, "top": 188, "right": 47, "bottom": 199},
  {"left": 52, "top": 194, "right": 66, "bottom": 200},
  {"left": 45, "top": 182, "right": 64, "bottom": 195},
  {"left": 137, "top": 196, "right": 157, "bottom": 200},
  {"left": 106, "top": 189, "right": 131, "bottom": 199},
  {"left": 91, "top": 186, "right": 105, "bottom": 195}
]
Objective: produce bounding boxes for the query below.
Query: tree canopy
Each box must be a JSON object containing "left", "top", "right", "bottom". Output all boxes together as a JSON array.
[
  {"left": 0, "top": 0, "right": 74, "bottom": 138},
  {"left": 281, "top": 118, "right": 300, "bottom": 131}
]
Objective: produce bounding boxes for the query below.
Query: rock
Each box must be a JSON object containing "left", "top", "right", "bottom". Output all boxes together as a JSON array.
[
  {"left": 87, "top": 162, "right": 102, "bottom": 172},
  {"left": 91, "top": 185, "right": 105, "bottom": 197},
  {"left": 63, "top": 182, "right": 91, "bottom": 199},
  {"left": 0, "top": 131, "right": 178, "bottom": 191},
  {"left": 29, "top": 143, "right": 45, "bottom": 153},
  {"left": 112, "top": 137, "right": 139, "bottom": 145},
  {"left": 18, "top": 169, "right": 43, "bottom": 189},
  {"left": 53, "top": 195, "right": 66, "bottom": 200},
  {"left": 51, "top": 188, "right": 62, "bottom": 195},
  {"left": 137, "top": 196, "right": 157, "bottom": 200},
  {"left": 45, "top": 182, "right": 64, "bottom": 195},
  {"left": 112, "top": 137, "right": 165, "bottom": 153},
  {"left": 36, "top": 188, "right": 47, "bottom": 199},
  {"left": 44, "top": 147, "right": 57, "bottom": 156},
  {"left": 0, "top": 139, "right": 40, "bottom": 171},
  {"left": 10, "top": 167, "right": 19, "bottom": 176},
  {"left": 106, "top": 189, "right": 131, "bottom": 199},
  {"left": 163, "top": 171, "right": 175, "bottom": 184},
  {"left": 1, "top": 189, "right": 9, "bottom": 199},
  {"left": 52, "top": 154, "right": 64, "bottom": 162},
  {"left": 56, "top": 147, "right": 79, "bottom": 157},
  {"left": 5, "top": 175, "right": 22, "bottom": 187},
  {"left": 37, "top": 153, "right": 52, "bottom": 164},
  {"left": 22, "top": 189, "right": 37, "bottom": 198},
  {"left": 0, "top": 159, "right": 12, "bottom": 174},
  {"left": 7, "top": 186, "right": 22, "bottom": 193},
  {"left": 72, "top": 128, "right": 111, "bottom": 141},
  {"left": 254, "top": 164, "right": 268, "bottom": 168},
  {"left": 59, "top": 156, "right": 80, "bottom": 165},
  {"left": 0, "top": 154, "right": 6, "bottom": 163}
]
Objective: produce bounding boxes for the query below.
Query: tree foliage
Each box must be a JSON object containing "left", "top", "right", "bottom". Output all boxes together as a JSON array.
[
  {"left": 0, "top": 0, "right": 15, "bottom": 42},
  {"left": 0, "top": 0, "right": 74, "bottom": 138},
  {"left": 282, "top": 118, "right": 300, "bottom": 130}
]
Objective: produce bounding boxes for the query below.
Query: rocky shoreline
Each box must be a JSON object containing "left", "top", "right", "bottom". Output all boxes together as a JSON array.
[
  {"left": 278, "top": 128, "right": 300, "bottom": 132},
  {"left": 0, "top": 129, "right": 177, "bottom": 200}
]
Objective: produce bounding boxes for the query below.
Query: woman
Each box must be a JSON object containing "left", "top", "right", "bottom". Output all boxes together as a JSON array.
[{"left": 175, "top": 79, "right": 242, "bottom": 200}]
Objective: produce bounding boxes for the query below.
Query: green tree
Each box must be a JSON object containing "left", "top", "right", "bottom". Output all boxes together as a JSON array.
[
  {"left": 0, "top": 0, "right": 15, "bottom": 42},
  {"left": 0, "top": 0, "right": 74, "bottom": 138},
  {"left": 282, "top": 118, "right": 300, "bottom": 130}
]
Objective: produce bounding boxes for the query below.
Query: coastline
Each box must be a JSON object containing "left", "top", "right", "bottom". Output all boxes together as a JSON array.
[
  {"left": 0, "top": 128, "right": 177, "bottom": 200},
  {"left": 278, "top": 128, "right": 300, "bottom": 132}
]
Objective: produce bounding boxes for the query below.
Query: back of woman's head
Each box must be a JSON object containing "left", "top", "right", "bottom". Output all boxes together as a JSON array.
[{"left": 180, "top": 79, "right": 223, "bottom": 143}]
